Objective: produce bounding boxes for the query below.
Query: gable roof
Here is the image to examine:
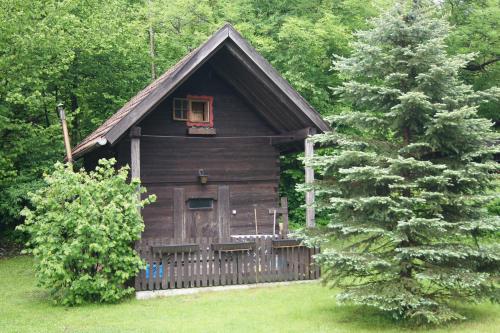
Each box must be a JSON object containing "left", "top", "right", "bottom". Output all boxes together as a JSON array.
[{"left": 72, "top": 23, "right": 329, "bottom": 159}]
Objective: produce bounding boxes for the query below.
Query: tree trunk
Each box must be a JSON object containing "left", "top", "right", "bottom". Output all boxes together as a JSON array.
[
  {"left": 148, "top": 0, "right": 157, "bottom": 81},
  {"left": 403, "top": 127, "right": 410, "bottom": 146}
]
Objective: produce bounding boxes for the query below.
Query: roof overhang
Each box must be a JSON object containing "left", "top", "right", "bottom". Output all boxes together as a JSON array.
[{"left": 72, "top": 23, "right": 330, "bottom": 159}]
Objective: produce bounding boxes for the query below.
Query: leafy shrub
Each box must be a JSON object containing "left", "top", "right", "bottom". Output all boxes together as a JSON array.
[
  {"left": 18, "top": 159, "right": 155, "bottom": 305},
  {"left": 487, "top": 197, "right": 500, "bottom": 216}
]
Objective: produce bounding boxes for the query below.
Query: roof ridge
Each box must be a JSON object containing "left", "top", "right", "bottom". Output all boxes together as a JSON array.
[{"left": 72, "top": 23, "right": 328, "bottom": 159}]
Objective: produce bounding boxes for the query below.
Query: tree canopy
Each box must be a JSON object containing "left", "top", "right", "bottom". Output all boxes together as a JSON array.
[
  {"left": 300, "top": 0, "right": 499, "bottom": 324},
  {"left": 1, "top": 0, "right": 498, "bottom": 240}
]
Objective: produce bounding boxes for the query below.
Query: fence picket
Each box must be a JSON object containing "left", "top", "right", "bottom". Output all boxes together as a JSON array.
[{"left": 135, "top": 236, "right": 318, "bottom": 290}]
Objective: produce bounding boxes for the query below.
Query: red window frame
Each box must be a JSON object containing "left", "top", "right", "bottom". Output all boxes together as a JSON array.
[{"left": 186, "top": 95, "right": 214, "bottom": 128}]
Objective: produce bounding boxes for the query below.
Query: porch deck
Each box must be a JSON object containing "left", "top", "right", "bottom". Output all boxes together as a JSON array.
[{"left": 135, "top": 236, "right": 320, "bottom": 291}]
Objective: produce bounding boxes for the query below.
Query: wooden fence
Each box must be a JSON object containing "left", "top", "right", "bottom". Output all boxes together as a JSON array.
[{"left": 135, "top": 237, "right": 320, "bottom": 291}]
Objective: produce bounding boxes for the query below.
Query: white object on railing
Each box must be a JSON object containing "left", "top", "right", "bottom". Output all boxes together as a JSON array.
[{"left": 230, "top": 234, "right": 276, "bottom": 239}]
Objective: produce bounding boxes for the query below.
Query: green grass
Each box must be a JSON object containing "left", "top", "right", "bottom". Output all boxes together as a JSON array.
[{"left": 1, "top": 256, "right": 499, "bottom": 333}]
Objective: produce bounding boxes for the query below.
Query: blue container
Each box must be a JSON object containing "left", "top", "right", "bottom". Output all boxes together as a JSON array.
[{"left": 145, "top": 262, "right": 163, "bottom": 280}]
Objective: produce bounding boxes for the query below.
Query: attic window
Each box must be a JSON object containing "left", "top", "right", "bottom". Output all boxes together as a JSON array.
[
  {"left": 173, "top": 98, "right": 189, "bottom": 121},
  {"left": 172, "top": 95, "right": 214, "bottom": 127},
  {"left": 189, "top": 100, "right": 209, "bottom": 123}
]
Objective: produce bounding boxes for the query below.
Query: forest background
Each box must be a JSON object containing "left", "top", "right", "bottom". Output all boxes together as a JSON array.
[{"left": 1, "top": 0, "right": 498, "bottom": 242}]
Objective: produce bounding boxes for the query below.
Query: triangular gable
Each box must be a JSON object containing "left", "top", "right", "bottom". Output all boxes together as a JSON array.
[{"left": 72, "top": 23, "right": 329, "bottom": 159}]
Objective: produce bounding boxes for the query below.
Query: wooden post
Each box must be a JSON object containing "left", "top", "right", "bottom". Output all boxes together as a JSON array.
[
  {"left": 305, "top": 128, "right": 316, "bottom": 228},
  {"left": 217, "top": 185, "right": 230, "bottom": 241},
  {"left": 173, "top": 188, "right": 186, "bottom": 241},
  {"left": 57, "top": 104, "right": 73, "bottom": 163},
  {"left": 254, "top": 206, "right": 258, "bottom": 236},
  {"left": 130, "top": 127, "right": 141, "bottom": 180},
  {"left": 268, "top": 198, "right": 288, "bottom": 238},
  {"left": 130, "top": 127, "right": 141, "bottom": 213},
  {"left": 281, "top": 197, "right": 289, "bottom": 238}
]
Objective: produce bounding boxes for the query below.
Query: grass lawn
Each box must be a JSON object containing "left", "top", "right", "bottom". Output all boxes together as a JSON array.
[{"left": 1, "top": 256, "right": 499, "bottom": 333}]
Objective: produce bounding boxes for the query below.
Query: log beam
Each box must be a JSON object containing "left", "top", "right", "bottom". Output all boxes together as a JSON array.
[
  {"left": 130, "top": 126, "right": 141, "bottom": 213},
  {"left": 270, "top": 127, "right": 313, "bottom": 146},
  {"left": 305, "top": 128, "right": 316, "bottom": 228},
  {"left": 281, "top": 197, "right": 289, "bottom": 238},
  {"left": 130, "top": 126, "right": 141, "bottom": 180}
]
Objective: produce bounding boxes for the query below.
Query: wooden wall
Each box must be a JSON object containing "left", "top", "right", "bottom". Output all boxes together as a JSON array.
[
  {"left": 139, "top": 64, "right": 277, "bottom": 136},
  {"left": 130, "top": 62, "right": 281, "bottom": 239}
]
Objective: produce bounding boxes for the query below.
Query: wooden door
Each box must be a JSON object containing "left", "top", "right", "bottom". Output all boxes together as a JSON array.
[
  {"left": 185, "top": 197, "right": 218, "bottom": 239},
  {"left": 173, "top": 185, "right": 231, "bottom": 241}
]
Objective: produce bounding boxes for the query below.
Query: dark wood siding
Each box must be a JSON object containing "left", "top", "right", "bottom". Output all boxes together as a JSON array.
[
  {"left": 87, "top": 62, "right": 281, "bottom": 240},
  {"left": 140, "top": 137, "right": 279, "bottom": 184},
  {"left": 139, "top": 63, "right": 278, "bottom": 137},
  {"left": 138, "top": 63, "right": 281, "bottom": 239},
  {"left": 141, "top": 182, "right": 278, "bottom": 239}
]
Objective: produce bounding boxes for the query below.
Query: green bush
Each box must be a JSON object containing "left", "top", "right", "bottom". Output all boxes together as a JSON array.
[
  {"left": 487, "top": 197, "right": 500, "bottom": 216},
  {"left": 18, "top": 159, "right": 156, "bottom": 305}
]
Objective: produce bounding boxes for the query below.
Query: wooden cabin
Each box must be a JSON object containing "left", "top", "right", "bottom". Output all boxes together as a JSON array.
[{"left": 72, "top": 24, "right": 328, "bottom": 290}]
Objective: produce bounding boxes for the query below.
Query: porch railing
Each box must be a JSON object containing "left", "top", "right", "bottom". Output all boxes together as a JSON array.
[{"left": 134, "top": 236, "right": 320, "bottom": 291}]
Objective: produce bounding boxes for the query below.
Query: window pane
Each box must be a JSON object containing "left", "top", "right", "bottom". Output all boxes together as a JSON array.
[
  {"left": 174, "top": 109, "right": 185, "bottom": 120},
  {"left": 188, "top": 198, "right": 213, "bottom": 209},
  {"left": 190, "top": 111, "right": 204, "bottom": 122},
  {"left": 173, "top": 98, "right": 188, "bottom": 120},
  {"left": 191, "top": 101, "right": 205, "bottom": 112},
  {"left": 190, "top": 101, "right": 209, "bottom": 122}
]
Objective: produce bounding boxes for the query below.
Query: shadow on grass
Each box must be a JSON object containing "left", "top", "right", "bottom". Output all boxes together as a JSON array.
[{"left": 316, "top": 301, "right": 499, "bottom": 332}]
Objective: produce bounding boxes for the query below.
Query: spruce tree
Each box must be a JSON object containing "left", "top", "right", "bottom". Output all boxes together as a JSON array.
[{"left": 303, "top": 0, "right": 500, "bottom": 324}]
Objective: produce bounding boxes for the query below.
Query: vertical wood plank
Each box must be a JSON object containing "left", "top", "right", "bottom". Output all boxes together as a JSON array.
[
  {"left": 231, "top": 253, "right": 237, "bottom": 285},
  {"left": 305, "top": 129, "right": 316, "bottom": 228},
  {"left": 182, "top": 251, "right": 187, "bottom": 288},
  {"left": 280, "top": 197, "right": 289, "bottom": 238},
  {"left": 194, "top": 243, "right": 200, "bottom": 287},
  {"left": 267, "top": 239, "right": 273, "bottom": 282},
  {"left": 237, "top": 251, "right": 243, "bottom": 284},
  {"left": 299, "top": 247, "right": 305, "bottom": 281},
  {"left": 315, "top": 246, "right": 321, "bottom": 279},
  {"left": 169, "top": 251, "right": 175, "bottom": 289},
  {"left": 270, "top": 243, "right": 276, "bottom": 282},
  {"left": 285, "top": 246, "right": 291, "bottom": 281},
  {"left": 220, "top": 251, "right": 226, "bottom": 286},
  {"left": 261, "top": 239, "right": 266, "bottom": 283},
  {"left": 208, "top": 238, "right": 214, "bottom": 286},
  {"left": 217, "top": 185, "right": 231, "bottom": 241},
  {"left": 174, "top": 251, "right": 181, "bottom": 288},
  {"left": 130, "top": 126, "right": 141, "bottom": 181},
  {"left": 255, "top": 240, "right": 261, "bottom": 284},
  {"left": 173, "top": 188, "right": 185, "bottom": 241},
  {"left": 309, "top": 247, "right": 314, "bottom": 280},
  {"left": 214, "top": 244, "right": 220, "bottom": 286},
  {"left": 161, "top": 253, "right": 167, "bottom": 289},
  {"left": 293, "top": 246, "right": 299, "bottom": 281},
  {"left": 250, "top": 241, "right": 255, "bottom": 284},
  {"left": 201, "top": 239, "right": 207, "bottom": 287},
  {"left": 154, "top": 238, "right": 160, "bottom": 290},
  {"left": 242, "top": 249, "right": 248, "bottom": 285}
]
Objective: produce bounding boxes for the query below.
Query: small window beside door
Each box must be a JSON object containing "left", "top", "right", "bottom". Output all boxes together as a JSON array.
[{"left": 187, "top": 198, "right": 213, "bottom": 210}]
